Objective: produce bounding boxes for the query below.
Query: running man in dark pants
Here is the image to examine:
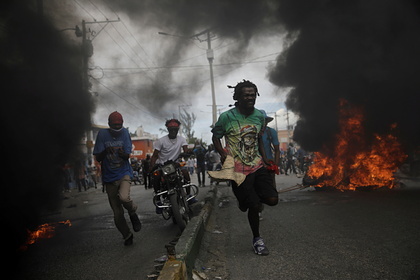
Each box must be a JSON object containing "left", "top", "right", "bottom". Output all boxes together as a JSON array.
[{"left": 212, "top": 80, "right": 278, "bottom": 255}]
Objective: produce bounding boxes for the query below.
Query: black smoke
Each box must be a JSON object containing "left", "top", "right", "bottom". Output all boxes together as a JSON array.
[
  {"left": 1, "top": 0, "right": 93, "bottom": 274},
  {"left": 102, "top": 0, "right": 284, "bottom": 117},
  {"left": 269, "top": 0, "right": 420, "bottom": 152},
  {"left": 103, "top": 0, "right": 420, "bottom": 153}
]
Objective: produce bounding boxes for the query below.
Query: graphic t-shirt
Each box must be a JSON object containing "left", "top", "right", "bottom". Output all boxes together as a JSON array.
[
  {"left": 153, "top": 135, "right": 188, "bottom": 165},
  {"left": 93, "top": 128, "right": 133, "bottom": 183},
  {"left": 212, "top": 107, "right": 265, "bottom": 175}
]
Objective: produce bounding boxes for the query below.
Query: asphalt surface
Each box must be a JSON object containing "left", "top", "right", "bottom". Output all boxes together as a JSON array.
[
  {"left": 16, "top": 175, "right": 207, "bottom": 280},
  {"left": 195, "top": 174, "right": 420, "bottom": 280}
]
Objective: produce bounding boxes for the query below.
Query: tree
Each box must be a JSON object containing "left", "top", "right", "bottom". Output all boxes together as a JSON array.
[{"left": 179, "top": 108, "right": 196, "bottom": 143}]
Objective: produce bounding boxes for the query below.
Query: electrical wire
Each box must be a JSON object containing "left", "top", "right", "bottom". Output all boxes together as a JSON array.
[
  {"left": 96, "top": 80, "right": 162, "bottom": 121},
  {"left": 100, "top": 53, "right": 280, "bottom": 71}
]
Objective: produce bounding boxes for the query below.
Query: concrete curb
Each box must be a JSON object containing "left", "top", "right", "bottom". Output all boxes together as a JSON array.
[{"left": 157, "top": 186, "right": 217, "bottom": 280}]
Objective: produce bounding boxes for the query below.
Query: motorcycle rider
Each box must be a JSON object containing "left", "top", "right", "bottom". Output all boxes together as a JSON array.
[{"left": 149, "top": 119, "right": 192, "bottom": 212}]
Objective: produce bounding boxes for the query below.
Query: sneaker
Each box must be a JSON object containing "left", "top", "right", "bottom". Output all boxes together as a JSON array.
[
  {"left": 253, "top": 237, "right": 269, "bottom": 256},
  {"left": 129, "top": 213, "right": 142, "bottom": 232},
  {"left": 124, "top": 233, "right": 133, "bottom": 246}
]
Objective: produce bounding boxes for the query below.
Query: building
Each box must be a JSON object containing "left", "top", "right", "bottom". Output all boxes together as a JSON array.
[
  {"left": 130, "top": 126, "right": 158, "bottom": 160},
  {"left": 79, "top": 124, "right": 108, "bottom": 163},
  {"left": 131, "top": 138, "right": 154, "bottom": 160},
  {"left": 277, "top": 128, "right": 294, "bottom": 151}
]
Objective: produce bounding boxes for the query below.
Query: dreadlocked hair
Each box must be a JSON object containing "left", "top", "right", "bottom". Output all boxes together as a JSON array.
[{"left": 229, "top": 79, "right": 259, "bottom": 101}]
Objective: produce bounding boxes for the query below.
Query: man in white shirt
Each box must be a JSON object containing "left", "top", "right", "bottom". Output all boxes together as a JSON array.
[{"left": 149, "top": 119, "right": 191, "bottom": 195}]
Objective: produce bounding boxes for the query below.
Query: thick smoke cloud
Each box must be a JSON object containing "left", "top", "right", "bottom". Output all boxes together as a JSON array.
[
  {"left": 1, "top": 0, "right": 93, "bottom": 273},
  {"left": 102, "top": 0, "right": 284, "bottom": 117},
  {"left": 105, "top": 0, "right": 279, "bottom": 47},
  {"left": 269, "top": 0, "right": 420, "bottom": 152},
  {"left": 104, "top": 0, "right": 420, "bottom": 152}
]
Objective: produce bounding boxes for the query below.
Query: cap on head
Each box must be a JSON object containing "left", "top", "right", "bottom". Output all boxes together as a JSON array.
[
  {"left": 108, "top": 111, "right": 123, "bottom": 125},
  {"left": 165, "top": 119, "right": 181, "bottom": 128},
  {"left": 260, "top": 110, "right": 274, "bottom": 123}
]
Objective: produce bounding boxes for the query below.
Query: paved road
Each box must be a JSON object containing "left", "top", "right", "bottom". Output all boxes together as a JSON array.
[
  {"left": 17, "top": 176, "right": 207, "bottom": 280},
  {"left": 196, "top": 174, "right": 420, "bottom": 280}
]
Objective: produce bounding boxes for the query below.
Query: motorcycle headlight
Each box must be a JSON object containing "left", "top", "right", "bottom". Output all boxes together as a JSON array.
[{"left": 162, "top": 163, "right": 176, "bottom": 175}]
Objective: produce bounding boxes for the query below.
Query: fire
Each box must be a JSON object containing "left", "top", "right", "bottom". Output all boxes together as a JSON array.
[
  {"left": 20, "top": 220, "right": 72, "bottom": 251},
  {"left": 307, "top": 100, "right": 407, "bottom": 190}
]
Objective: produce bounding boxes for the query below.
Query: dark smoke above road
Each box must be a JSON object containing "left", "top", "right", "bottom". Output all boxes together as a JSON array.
[
  {"left": 269, "top": 0, "right": 420, "bottom": 152},
  {"left": 104, "top": 0, "right": 420, "bottom": 152},
  {"left": 101, "top": 0, "right": 285, "bottom": 117}
]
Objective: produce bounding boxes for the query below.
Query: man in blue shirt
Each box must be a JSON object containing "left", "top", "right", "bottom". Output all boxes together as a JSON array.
[
  {"left": 93, "top": 111, "right": 141, "bottom": 246},
  {"left": 258, "top": 110, "right": 280, "bottom": 222},
  {"left": 260, "top": 110, "right": 280, "bottom": 187}
]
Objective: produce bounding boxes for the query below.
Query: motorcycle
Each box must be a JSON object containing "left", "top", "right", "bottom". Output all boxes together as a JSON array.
[{"left": 151, "top": 158, "right": 199, "bottom": 232}]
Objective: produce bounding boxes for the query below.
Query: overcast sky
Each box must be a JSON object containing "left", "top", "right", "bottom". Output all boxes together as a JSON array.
[{"left": 46, "top": 0, "right": 297, "bottom": 143}]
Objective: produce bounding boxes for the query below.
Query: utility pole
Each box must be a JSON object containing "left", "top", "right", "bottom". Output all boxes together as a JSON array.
[
  {"left": 81, "top": 18, "right": 120, "bottom": 162},
  {"left": 81, "top": 20, "right": 94, "bottom": 163},
  {"left": 205, "top": 30, "right": 217, "bottom": 127},
  {"left": 266, "top": 111, "right": 279, "bottom": 132},
  {"left": 158, "top": 29, "right": 217, "bottom": 126},
  {"left": 286, "top": 109, "right": 291, "bottom": 142},
  {"left": 81, "top": 18, "right": 120, "bottom": 91},
  {"left": 274, "top": 112, "right": 278, "bottom": 132},
  {"left": 81, "top": 20, "right": 90, "bottom": 92}
]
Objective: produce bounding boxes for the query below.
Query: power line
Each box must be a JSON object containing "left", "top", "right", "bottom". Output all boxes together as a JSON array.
[
  {"left": 119, "top": 18, "right": 157, "bottom": 69},
  {"left": 100, "top": 56, "right": 280, "bottom": 71},
  {"left": 96, "top": 81, "right": 162, "bottom": 121},
  {"left": 87, "top": 0, "right": 107, "bottom": 19},
  {"left": 73, "top": 0, "right": 184, "bottom": 124},
  {"left": 87, "top": 1, "right": 182, "bottom": 100},
  {"left": 74, "top": 0, "right": 141, "bottom": 69},
  {"left": 73, "top": 0, "right": 96, "bottom": 20},
  {"left": 95, "top": 0, "right": 156, "bottom": 68}
]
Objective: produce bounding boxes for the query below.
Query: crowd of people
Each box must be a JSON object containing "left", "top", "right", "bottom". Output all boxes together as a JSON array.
[
  {"left": 62, "top": 160, "right": 101, "bottom": 193},
  {"left": 62, "top": 141, "right": 310, "bottom": 194},
  {"left": 185, "top": 142, "right": 222, "bottom": 186}
]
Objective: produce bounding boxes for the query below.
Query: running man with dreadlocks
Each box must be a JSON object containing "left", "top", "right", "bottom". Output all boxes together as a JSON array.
[{"left": 211, "top": 80, "right": 279, "bottom": 256}]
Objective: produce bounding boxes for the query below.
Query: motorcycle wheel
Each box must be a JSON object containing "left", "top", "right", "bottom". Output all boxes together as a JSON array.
[{"left": 169, "top": 194, "right": 187, "bottom": 232}]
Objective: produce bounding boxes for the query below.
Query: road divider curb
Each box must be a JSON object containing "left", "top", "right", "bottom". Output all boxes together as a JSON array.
[{"left": 158, "top": 186, "right": 217, "bottom": 280}]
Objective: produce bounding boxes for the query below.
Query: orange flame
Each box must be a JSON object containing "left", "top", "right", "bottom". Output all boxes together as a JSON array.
[
  {"left": 20, "top": 220, "right": 72, "bottom": 251},
  {"left": 307, "top": 100, "right": 407, "bottom": 190}
]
